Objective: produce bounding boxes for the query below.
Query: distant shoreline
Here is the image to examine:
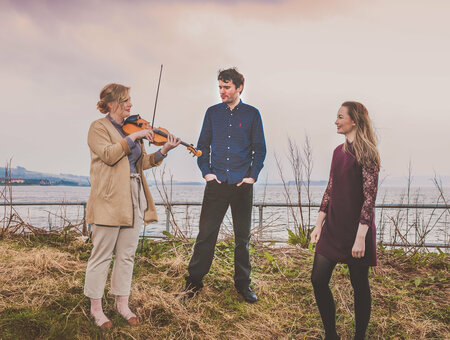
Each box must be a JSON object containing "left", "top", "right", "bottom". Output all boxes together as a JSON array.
[
  {"left": 2, "top": 166, "right": 449, "bottom": 188},
  {"left": 6, "top": 183, "right": 90, "bottom": 187},
  {"left": 5, "top": 181, "right": 328, "bottom": 187},
  {"left": 5, "top": 182, "right": 449, "bottom": 188}
]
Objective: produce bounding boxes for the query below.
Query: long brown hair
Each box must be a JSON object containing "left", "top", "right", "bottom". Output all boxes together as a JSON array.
[{"left": 341, "top": 101, "right": 380, "bottom": 169}]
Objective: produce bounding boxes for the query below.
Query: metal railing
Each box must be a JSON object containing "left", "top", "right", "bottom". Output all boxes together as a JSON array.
[{"left": 2, "top": 201, "right": 449, "bottom": 248}]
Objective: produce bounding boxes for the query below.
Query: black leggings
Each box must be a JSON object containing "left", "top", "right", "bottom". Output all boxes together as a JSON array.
[{"left": 311, "top": 253, "right": 371, "bottom": 340}]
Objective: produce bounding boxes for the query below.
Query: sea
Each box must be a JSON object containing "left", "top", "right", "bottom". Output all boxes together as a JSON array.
[{"left": 2, "top": 184, "right": 449, "bottom": 249}]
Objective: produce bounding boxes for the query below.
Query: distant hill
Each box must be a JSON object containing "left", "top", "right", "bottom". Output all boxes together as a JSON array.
[
  {"left": 0, "top": 166, "right": 206, "bottom": 187},
  {"left": 1, "top": 166, "right": 448, "bottom": 188},
  {"left": 380, "top": 175, "right": 450, "bottom": 187},
  {"left": 285, "top": 180, "right": 328, "bottom": 186},
  {"left": 0, "top": 166, "right": 90, "bottom": 186}
]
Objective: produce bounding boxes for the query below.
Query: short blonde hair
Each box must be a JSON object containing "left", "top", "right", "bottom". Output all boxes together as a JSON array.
[{"left": 97, "top": 83, "right": 130, "bottom": 114}]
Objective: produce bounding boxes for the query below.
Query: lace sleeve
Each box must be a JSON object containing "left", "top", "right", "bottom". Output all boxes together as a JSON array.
[
  {"left": 319, "top": 175, "right": 333, "bottom": 213},
  {"left": 359, "top": 164, "right": 379, "bottom": 226}
]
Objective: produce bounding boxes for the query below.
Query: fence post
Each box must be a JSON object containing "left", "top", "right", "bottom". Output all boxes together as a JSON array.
[
  {"left": 82, "top": 203, "right": 87, "bottom": 236},
  {"left": 258, "top": 205, "right": 263, "bottom": 227},
  {"left": 165, "top": 206, "right": 170, "bottom": 234}
]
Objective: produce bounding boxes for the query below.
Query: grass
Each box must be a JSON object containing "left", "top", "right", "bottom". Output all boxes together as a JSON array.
[{"left": 0, "top": 234, "right": 448, "bottom": 339}]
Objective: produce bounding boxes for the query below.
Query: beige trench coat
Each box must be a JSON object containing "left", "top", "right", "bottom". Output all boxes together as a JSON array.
[{"left": 86, "top": 117, "right": 162, "bottom": 227}]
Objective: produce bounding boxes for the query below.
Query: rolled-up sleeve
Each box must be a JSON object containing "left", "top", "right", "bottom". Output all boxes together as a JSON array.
[{"left": 141, "top": 147, "right": 163, "bottom": 170}]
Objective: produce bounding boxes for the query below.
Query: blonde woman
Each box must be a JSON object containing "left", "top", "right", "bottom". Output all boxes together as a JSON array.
[
  {"left": 310, "top": 102, "right": 380, "bottom": 340},
  {"left": 84, "top": 83, "right": 180, "bottom": 329}
]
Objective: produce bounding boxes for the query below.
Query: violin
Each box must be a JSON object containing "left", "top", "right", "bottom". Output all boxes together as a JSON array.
[{"left": 123, "top": 114, "right": 202, "bottom": 157}]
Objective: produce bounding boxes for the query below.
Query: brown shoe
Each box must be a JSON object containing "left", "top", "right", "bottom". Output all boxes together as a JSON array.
[
  {"left": 99, "top": 320, "right": 113, "bottom": 330},
  {"left": 90, "top": 314, "right": 113, "bottom": 330},
  {"left": 126, "top": 316, "right": 139, "bottom": 326},
  {"left": 115, "top": 306, "right": 140, "bottom": 326}
]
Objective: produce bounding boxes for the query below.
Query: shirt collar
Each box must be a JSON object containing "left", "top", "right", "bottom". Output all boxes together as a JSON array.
[
  {"left": 224, "top": 99, "right": 243, "bottom": 112},
  {"left": 106, "top": 114, "right": 124, "bottom": 128}
]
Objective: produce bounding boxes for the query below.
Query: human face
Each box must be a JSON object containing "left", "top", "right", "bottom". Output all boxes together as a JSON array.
[
  {"left": 110, "top": 95, "right": 132, "bottom": 121},
  {"left": 219, "top": 80, "right": 242, "bottom": 106},
  {"left": 120, "top": 96, "right": 132, "bottom": 118},
  {"left": 335, "top": 106, "right": 356, "bottom": 136}
]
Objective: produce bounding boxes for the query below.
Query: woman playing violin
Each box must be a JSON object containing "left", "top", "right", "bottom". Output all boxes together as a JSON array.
[{"left": 84, "top": 83, "right": 180, "bottom": 329}]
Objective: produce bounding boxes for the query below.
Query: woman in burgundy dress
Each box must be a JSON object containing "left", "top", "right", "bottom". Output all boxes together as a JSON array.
[{"left": 310, "top": 101, "right": 380, "bottom": 340}]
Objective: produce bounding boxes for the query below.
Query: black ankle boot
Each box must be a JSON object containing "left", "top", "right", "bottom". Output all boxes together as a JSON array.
[{"left": 182, "top": 277, "right": 203, "bottom": 299}]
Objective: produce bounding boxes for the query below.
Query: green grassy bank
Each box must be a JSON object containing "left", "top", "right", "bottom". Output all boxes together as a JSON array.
[{"left": 0, "top": 235, "right": 448, "bottom": 339}]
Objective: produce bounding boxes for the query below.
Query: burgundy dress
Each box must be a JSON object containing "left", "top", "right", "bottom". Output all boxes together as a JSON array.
[{"left": 316, "top": 143, "right": 379, "bottom": 266}]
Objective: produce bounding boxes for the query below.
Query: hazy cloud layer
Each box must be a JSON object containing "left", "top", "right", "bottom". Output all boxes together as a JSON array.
[{"left": 1, "top": 0, "right": 449, "bottom": 182}]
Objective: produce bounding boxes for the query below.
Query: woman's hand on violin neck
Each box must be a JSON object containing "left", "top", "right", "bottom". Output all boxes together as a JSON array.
[
  {"left": 129, "top": 129, "right": 154, "bottom": 142},
  {"left": 161, "top": 133, "right": 181, "bottom": 155}
]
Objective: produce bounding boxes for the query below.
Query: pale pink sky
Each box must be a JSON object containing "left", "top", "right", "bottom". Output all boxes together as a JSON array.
[{"left": 1, "top": 0, "right": 449, "bottom": 182}]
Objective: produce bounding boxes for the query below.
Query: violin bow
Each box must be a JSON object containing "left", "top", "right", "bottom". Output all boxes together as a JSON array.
[
  {"left": 151, "top": 64, "right": 163, "bottom": 129},
  {"left": 148, "top": 64, "right": 202, "bottom": 157}
]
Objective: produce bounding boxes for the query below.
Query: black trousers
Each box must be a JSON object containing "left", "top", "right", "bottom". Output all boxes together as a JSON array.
[{"left": 187, "top": 180, "right": 253, "bottom": 289}]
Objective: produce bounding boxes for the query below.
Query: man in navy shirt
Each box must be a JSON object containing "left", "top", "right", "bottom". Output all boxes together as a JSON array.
[{"left": 184, "top": 68, "right": 266, "bottom": 303}]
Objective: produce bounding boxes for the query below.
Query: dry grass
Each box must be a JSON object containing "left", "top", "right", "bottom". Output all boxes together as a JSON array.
[
  {"left": 0, "top": 241, "right": 85, "bottom": 311},
  {"left": 0, "top": 235, "right": 448, "bottom": 339}
]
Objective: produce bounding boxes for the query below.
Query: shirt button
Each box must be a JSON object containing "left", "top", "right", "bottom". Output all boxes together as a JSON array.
[
  {"left": 227, "top": 147, "right": 230, "bottom": 149},
  {"left": 229, "top": 124, "right": 232, "bottom": 126},
  {"left": 227, "top": 169, "right": 229, "bottom": 172},
  {"left": 228, "top": 136, "right": 230, "bottom": 138},
  {"left": 227, "top": 158, "right": 229, "bottom": 161}
]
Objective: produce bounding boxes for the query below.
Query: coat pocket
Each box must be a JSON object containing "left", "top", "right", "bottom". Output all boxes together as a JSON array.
[{"left": 103, "top": 177, "right": 113, "bottom": 199}]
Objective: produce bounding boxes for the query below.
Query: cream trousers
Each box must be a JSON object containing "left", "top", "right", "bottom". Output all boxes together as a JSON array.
[{"left": 84, "top": 175, "right": 147, "bottom": 299}]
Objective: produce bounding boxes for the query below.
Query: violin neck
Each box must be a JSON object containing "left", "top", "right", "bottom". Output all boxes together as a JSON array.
[{"left": 153, "top": 128, "right": 193, "bottom": 149}]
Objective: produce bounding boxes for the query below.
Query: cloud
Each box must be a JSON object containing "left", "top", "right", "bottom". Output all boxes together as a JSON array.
[{"left": 0, "top": 0, "right": 449, "bottom": 180}]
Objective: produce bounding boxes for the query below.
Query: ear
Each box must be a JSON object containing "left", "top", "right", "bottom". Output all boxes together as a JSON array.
[{"left": 237, "top": 84, "right": 243, "bottom": 94}]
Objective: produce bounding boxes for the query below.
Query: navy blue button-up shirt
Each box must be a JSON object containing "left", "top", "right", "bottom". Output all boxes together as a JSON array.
[{"left": 197, "top": 100, "right": 266, "bottom": 184}]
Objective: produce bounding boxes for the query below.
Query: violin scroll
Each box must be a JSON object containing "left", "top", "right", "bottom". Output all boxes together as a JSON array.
[{"left": 187, "top": 145, "right": 202, "bottom": 157}]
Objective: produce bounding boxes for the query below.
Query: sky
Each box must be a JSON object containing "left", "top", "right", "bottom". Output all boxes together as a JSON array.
[{"left": 1, "top": 0, "right": 449, "bottom": 183}]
